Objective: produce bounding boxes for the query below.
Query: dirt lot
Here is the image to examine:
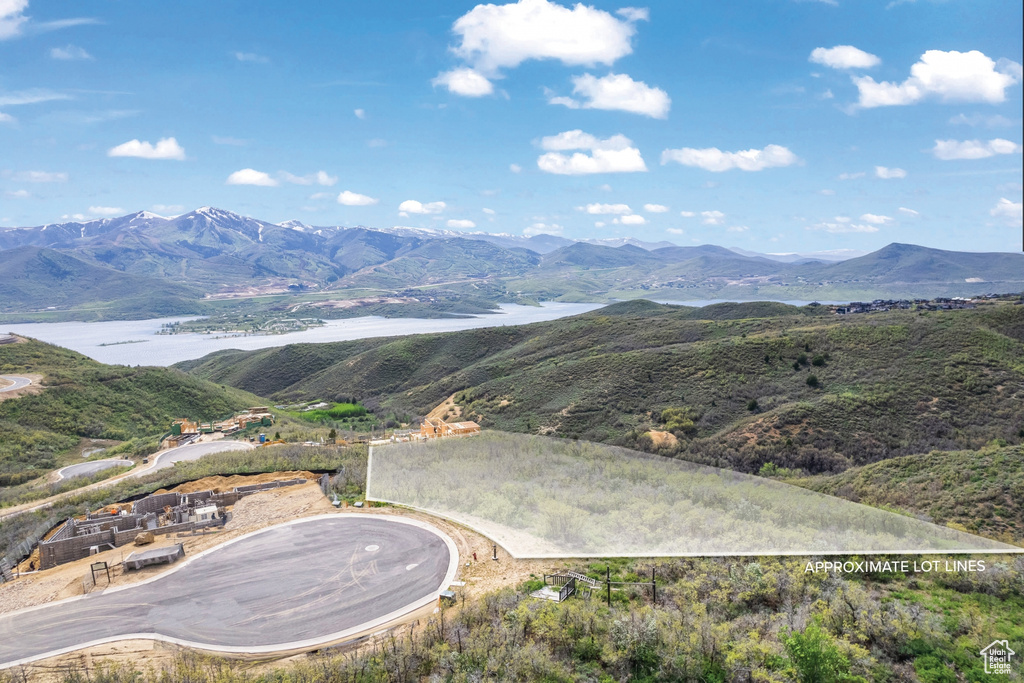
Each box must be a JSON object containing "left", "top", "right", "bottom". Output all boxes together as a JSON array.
[{"left": 1, "top": 472, "right": 570, "bottom": 680}]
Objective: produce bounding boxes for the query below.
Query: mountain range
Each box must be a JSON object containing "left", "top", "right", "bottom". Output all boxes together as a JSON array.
[{"left": 1, "top": 207, "right": 1021, "bottom": 318}]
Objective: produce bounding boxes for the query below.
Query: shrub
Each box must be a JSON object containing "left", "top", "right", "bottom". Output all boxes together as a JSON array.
[
  {"left": 807, "top": 375, "right": 819, "bottom": 388},
  {"left": 747, "top": 399, "right": 759, "bottom": 412}
]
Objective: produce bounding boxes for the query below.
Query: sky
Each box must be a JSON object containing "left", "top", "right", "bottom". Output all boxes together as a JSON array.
[{"left": 0, "top": 0, "right": 1021, "bottom": 253}]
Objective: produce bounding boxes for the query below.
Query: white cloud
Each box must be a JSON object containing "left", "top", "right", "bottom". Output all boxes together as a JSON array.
[
  {"left": 898, "top": 207, "right": 919, "bottom": 216},
  {"left": 679, "top": 211, "right": 696, "bottom": 218},
  {"left": 990, "top": 197, "right": 1022, "bottom": 225},
  {"left": 643, "top": 203, "right": 668, "bottom": 213},
  {"left": 337, "top": 190, "right": 379, "bottom": 206},
  {"left": 152, "top": 204, "right": 184, "bottom": 213},
  {"left": 701, "top": 210, "right": 725, "bottom": 225},
  {"left": 594, "top": 221, "right": 606, "bottom": 227},
  {"left": 582, "top": 202, "right": 632, "bottom": 214},
  {"left": 661, "top": 144, "right": 798, "bottom": 172},
  {"left": 234, "top": 51, "right": 269, "bottom": 63},
  {"left": 226, "top": 168, "right": 278, "bottom": 186},
  {"left": 875, "top": 166, "right": 906, "bottom": 179},
  {"left": 615, "top": 214, "right": 646, "bottom": 225},
  {"left": 399, "top": 199, "right": 446, "bottom": 214},
  {"left": 88, "top": 206, "right": 123, "bottom": 216},
  {"left": 809, "top": 45, "right": 880, "bottom": 70},
  {"left": 949, "top": 113, "right": 1015, "bottom": 127},
  {"left": 808, "top": 221, "right": 880, "bottom": 233},
  {"left": 0, "top": 0, "right": 27, "bottom": 40},
  {"left": 0, "top": 88, "right": 71, "bottom": 106},
  {"left": 525, "top": 221, "right": 563, "bottom": 236},
  {"left": 666, "top": 227, "right": 684, "bottom": 235},
  {"left": 537, "top": 129, "right": 646, "bottom": 175},
  {"left": 447, "top": 219, "right": 477, "bottom": 229},
  {"left": 108, "top": 137, "right": 186, "bottom": 160},
  {"left": 354, "top": 108, "right": 366, "bottom": 119},
  {"left": 510, "top": 163, "right": 522, "bottom": 173},
  {"left": 854, "top": 50, "right": 1022, "bottom": 108},
  {"left": 819, "top": 189, "right": 836, "bottom": 195},
  {"left": 0, "top": 111, "right": 13, "bottom": 123},
  {"left": 8, "top": 170, "right": 67, "bottom": 182},
  {"left": 551, "top": 72, "right": 670, "bottom": 118},
  {"left": 4, "top": 189, "right": 29, "bottom": 198},
  {"left": 616, "top": 7, "right": 649, "bottom": 22},
  {"left": 449, "top": 0, "right": 637, "bottom": 75},
  {"left": 860, "top": 213, "right": 893, "bottom": 224},
  {"left": 838, "top": 171, "right": 866, "bottom": 180},
  {"left": 281, "top": 170, "right": 338, "bottom": 186},
  {"left": 931, "top": 138, "right": 1022, "bottom": 160},
  {"left": 50, "top": 44, "right": 92, "bottom": 60},
  {"left": 726, "top": 225, "right": 749, "bottom": 232},
  {"left": 482, "top": 207, "right": 496, "bottom": 215},
  {"left": 432, "top": 68, "right": 494, "bottom": 97}
]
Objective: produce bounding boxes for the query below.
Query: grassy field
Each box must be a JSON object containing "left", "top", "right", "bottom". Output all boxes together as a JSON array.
[{"left": 182, "top": 299, "right": 1024, "bottom": 477}]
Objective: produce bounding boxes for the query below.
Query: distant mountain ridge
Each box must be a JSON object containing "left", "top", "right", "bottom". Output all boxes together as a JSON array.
[{"left": 1, "top": 208, "right": 1022, "bottom": 316}]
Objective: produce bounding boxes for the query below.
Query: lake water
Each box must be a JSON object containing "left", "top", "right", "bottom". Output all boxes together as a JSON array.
[{"left": 2, "top": 302, "right": 604, "bottom": 366}]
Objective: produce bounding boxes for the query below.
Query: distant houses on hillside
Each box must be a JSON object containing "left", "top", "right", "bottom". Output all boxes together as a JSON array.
[{"left": 833, "top": 297, "right": 981, "bottom": 315}]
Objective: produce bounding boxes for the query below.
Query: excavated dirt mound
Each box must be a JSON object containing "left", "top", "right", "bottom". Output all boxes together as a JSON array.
[{"left": 157, "top": 471, "right": 319, "bottom": 495}]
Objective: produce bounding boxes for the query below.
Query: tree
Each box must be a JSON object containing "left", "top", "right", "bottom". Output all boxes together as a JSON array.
[
  {"left": 328, "top": 428, "right": 337, "bottom": 440},
  {"left": 783, "top": 625, "right": 857, "bottom": 683},
  {"left": 747, "top": 399, "right": 759, "bottom": 412},
  {"left": 806, "top": 375, "right": 819, "bottom": 388}
]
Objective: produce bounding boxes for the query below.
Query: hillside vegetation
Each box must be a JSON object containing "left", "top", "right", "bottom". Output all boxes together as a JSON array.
[
  {"left": 0, "top": 246, "right": 204, "bottom": 319},
  {"left": 0, "top": 338, "right": 265, "bottom": 485},
  {"left": 182, "top": 300, "right": 1024, "bottom": 476},
  {"left": 799, "top": 445, "right": 1024, "bottom": 545}
]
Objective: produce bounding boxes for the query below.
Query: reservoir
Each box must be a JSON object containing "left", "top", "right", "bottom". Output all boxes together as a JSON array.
[{"left": 1, "top": 302, "right": 603, "bottom": 366}]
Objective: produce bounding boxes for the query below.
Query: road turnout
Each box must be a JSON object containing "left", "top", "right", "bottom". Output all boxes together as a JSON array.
[
  {"left": 53, "top": 459, "right": 134, "bottom": 482},
  {"left": 0, "top": 515, "right": 459, "bottom": 668},
  {"left": 0, "top": 376, "right": 31, "bottom": 393}
]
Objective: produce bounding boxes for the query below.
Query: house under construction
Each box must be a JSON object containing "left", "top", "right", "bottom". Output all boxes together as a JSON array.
[
  {"left": 36, "top": 476, "right": 317, "bottom": 569},
  {"left": 419, "top": 417, "right": 481, "bottom": 439}
]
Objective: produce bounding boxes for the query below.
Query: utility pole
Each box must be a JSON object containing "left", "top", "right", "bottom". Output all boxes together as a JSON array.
[{"left": 606, "top": 567, "right": 611, "bottom": 607}]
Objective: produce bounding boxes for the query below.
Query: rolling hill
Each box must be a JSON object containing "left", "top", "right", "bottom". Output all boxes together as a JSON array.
[
  {"left": 180, "top": 298, "right": 1024, "bottom": 477},
  {"left": 0, "top": 337, "right": 268, "bottom": 486},
  {"left": 0, "top": 246, "right": 204, "bottom": 317}
]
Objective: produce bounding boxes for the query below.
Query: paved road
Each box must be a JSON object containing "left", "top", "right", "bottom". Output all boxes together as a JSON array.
[
  {"left": 0, "top": 376, "right": 31, "bottom": 393},
  {"left": 0, "top": 515, "right": 457, "bottom": 667},
  {"left": 54, "top": 459, "right": 135, "bottom": 481},
  {"left": 132, "top": 440, "right": 255, "bottom": 477},
  {"left": 0, "top": 441, "right": 258, "bottom": 522}
]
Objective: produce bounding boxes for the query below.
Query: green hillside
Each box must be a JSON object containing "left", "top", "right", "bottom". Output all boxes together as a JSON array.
[
  {"left": 0, "top": 338, "right": 267, "bottom": 485},
  {"left": 0, "top": 246, "right": 204, "bottom": 318},
  {"left": 182, "top": 299, "right": 1024, "bottom": 476},
  {"left": 797, "top": 445, "right": 1024, "bottom": 544}
]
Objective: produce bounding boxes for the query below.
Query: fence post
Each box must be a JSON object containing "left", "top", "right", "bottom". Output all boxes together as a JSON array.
[{"left": 606, "top": 567, "right": 610, "bottom": 607}]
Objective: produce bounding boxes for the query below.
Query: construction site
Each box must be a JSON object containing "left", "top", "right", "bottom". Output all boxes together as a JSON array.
[
  {"left": 165, "top": 407, "right": 274, "bottom": 447},
  {"left": 35, "top": 476, "right": 319, "bottom": 570}
]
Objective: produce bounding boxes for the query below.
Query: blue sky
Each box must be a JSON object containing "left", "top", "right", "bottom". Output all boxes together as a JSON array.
[{"left": 0, "top": 0, "right": 1021, "bottom": 252}]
